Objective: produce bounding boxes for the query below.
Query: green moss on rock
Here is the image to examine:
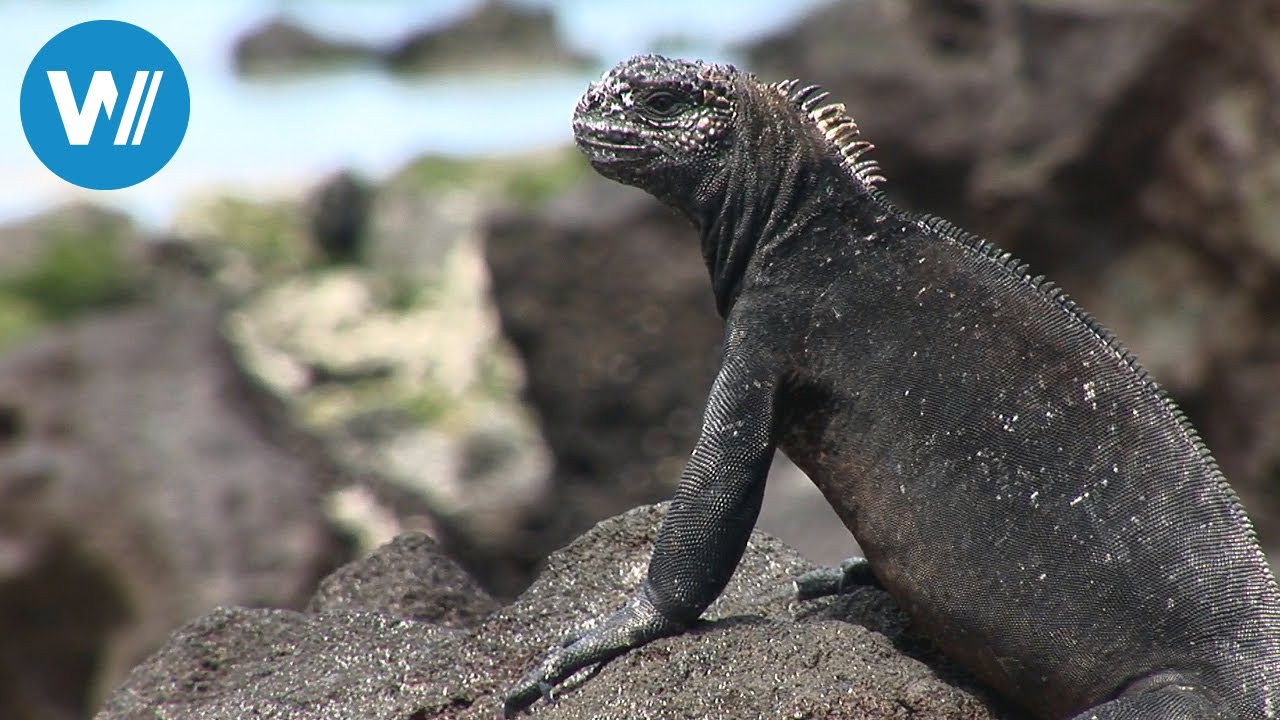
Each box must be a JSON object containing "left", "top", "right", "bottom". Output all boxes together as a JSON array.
[
  {"left": 0, "top": 225, "right": 137, "bottom": 323},
  {"left": 389, "top": 148, "right": 588, "bottom": 206},
  {"left": 0, "top": 295, "right": 44, "bottom": 351},
  {"left": 180, "top": 196, "right": 315, "bottom": 277}
]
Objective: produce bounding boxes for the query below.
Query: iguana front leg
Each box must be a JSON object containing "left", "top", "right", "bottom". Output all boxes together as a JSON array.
[{"left": 504, "top": 345, "right": 779, "bottom": 716}]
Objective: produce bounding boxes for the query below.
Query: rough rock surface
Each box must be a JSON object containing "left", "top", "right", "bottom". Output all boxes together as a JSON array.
[
  {"left": 306, "top": 532, "right": 498, "bottom": 627},
  {"left": 0, "top": 292, "right": 345, "bottom": 720},
  {"left": 97, "top": 505, "right": 1006, "bottom": 720}
]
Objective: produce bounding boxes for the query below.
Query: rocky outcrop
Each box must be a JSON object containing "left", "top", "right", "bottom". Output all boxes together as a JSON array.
[
  {"left": 0, "top": 292, "right": 346, "bottom": 720},
  {"left": 385, "top": 1, "right": 593, "bottom": 73},
  {"left": 232, "top": 2, "right": 593, "bottom": 77},
  {"left": 96, "top": 505, "right": 1004, "bottom": 719},
  {"left": 223, "top": 260, "right": 552, "bottom": 581},
  {"left": 232, "top": 17, "right": 376, "bottom": 75},
  {"left": 209, "top": 162, "right": 556, "bottom": 596},
  {"left": 305, "top": 533, "right": 498, "bottom": 626},
  {"left": 0, "top": 159, "right": 566, "bottom": 718}
]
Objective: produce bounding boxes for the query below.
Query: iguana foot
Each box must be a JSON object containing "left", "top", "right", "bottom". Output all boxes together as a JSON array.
[
  {"left": 503, "top": 591, "right": 683, "bottom": 717},
  {"left": 794, "top": 556, "right": 881, "bottom": 600}
]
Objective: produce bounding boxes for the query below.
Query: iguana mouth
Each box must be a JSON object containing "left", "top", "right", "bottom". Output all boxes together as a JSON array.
[
  {"left": 576, "top": 135, "right": 646, "bottom": 152},
  {"left": 572, "top": 118, "right": 656, "bottom": 156}
]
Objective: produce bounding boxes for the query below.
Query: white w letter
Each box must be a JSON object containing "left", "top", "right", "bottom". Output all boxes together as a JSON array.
[{"left": 46, "top": 70, "right": 119, "bottom": 145}]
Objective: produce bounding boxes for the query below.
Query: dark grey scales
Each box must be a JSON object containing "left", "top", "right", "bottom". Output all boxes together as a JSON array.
[{"left": 504, "top": 55, "right": 1280, "bottom": 719}]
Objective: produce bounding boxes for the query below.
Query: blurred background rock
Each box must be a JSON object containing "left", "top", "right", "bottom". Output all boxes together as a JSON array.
[{"left": 0, "top": 0, "right": 1277, "bottom": 718}]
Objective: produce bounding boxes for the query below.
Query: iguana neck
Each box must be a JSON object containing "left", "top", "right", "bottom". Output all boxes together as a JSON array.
[{"left": 689, "top": 96, "right": 872, "bottom": 317}]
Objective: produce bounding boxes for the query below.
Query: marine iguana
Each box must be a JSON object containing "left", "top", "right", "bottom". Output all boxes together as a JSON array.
[{"left": 504, "top": 54, "right": 1280, "bottom": 719}]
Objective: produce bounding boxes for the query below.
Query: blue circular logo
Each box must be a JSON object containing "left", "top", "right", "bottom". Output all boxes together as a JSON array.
[{"left": 20, "top": 20, "right": 190, "bottom": 190}]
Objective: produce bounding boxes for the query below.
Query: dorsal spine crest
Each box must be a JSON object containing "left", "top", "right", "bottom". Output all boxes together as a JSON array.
[{"left": 770, "top": 78, "right": 885, "bottom": 186}]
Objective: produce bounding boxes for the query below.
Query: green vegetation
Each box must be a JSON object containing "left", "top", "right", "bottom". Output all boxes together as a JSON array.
[
  {"left": 193, "top": 196, "right": 314, "bottom": 276},
  {"left": 476, "top": 351, "right": 518, "bottom": 402},
  {"left": 503, "top": 150, "right": 589, "bottom": 205},
  {"left": 400, "top": 382, "right": 454, "bottom": 425},
  {"left": 392, "top": 147, "right": 588, "bottom": 206},
  {"left": 397, "top": 154, "right": 488, "bottom": 191},
  {"left": 0, "top": 219, "right": 139, "bottom": 347},
  {"left": 0, "top": 296, "right": 43, "bottom": 351},
  {"left": 1, "top": 231, "right": 137, "bottom": 320},
  {"left": 382, "top": 270, "right": 435, "bottom": 312}
]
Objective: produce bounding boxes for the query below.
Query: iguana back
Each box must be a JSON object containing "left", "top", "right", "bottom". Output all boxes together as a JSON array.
[{"left": 772, "top": 200, "right": 1280, "bottom": 717}]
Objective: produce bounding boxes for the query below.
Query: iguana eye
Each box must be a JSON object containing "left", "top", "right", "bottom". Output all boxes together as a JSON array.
[{"left": 637, "top": 89, "right": 689, "bottom": 119}]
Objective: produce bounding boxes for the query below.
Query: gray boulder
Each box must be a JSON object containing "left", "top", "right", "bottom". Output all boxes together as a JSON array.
[{"left": 97, "top": 505, "right": 1004, "bottom": 719}]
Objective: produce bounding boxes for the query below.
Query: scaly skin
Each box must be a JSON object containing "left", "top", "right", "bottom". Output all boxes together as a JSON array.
[{"left": 504, "top": 55, "right": 1280, "bottom": 720}]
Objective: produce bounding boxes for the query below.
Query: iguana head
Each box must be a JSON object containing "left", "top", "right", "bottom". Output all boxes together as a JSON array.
[
  {"left": 574, "top": 54, "right": 883, "bottom": 314},
  {"left": 572, "top": 55, "right": 738, "bottom": 203},
  {"left": 574, "top": 55, "right": 882, "bottom": 210}
]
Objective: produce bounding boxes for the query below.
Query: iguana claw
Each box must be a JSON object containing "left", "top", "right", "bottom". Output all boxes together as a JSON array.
[
  {"left": 503, "top": 590, "right": 683, "bottom": 715},
  {"left": 502, "top": 671, "right": 554, "bottom": 718},
  {"left": 794, "top": 556, "right": 882, "bottom": 600}
]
